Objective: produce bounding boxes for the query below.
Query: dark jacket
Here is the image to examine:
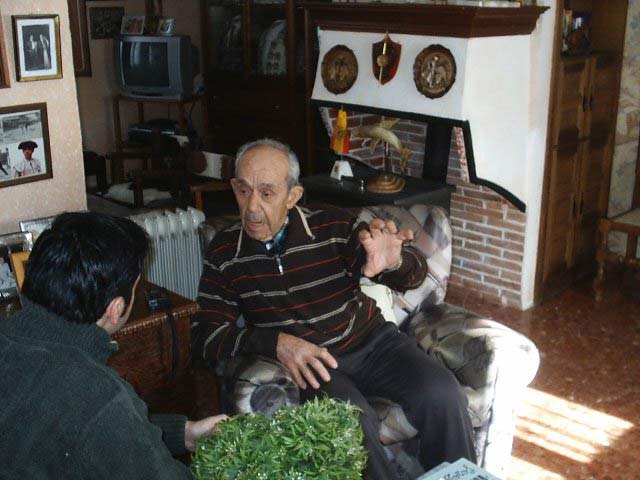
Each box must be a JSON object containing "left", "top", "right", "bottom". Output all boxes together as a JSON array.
[{"left": 0, "top": 301, "right": 192, "bottom": 479}]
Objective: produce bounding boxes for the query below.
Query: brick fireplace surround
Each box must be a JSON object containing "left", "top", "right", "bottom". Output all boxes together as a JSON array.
[{"left": 325, "top": 109, "right": 526, "bottom": 308}]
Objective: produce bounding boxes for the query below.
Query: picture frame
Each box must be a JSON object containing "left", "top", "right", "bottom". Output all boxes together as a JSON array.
[
  {"left": 157, "top": 18, "right": 175, "bottom": 36},
  {"left": 0, "top": 6, "right": 10, "bottom": 88},
  {"left": 9, "top": 251, "right": 29, "bottom": 293},
  {"left": 67, "top": 0, "right": 92, "bottom": 76},
  {"left": 121, "top": 15, "right": 146, "bottom": 36},
  {"left": 0, "top": 232, "right": 33, "bottom": 300},
  {"left": 89, "top": 7, "right": 125, "bottom": 40},
  {"left": 12, "top": 15, "right": 63, "bottom": 82},
  {"left": 19, "top": 214, "right": 56, "bottom": 242},
  {"left": 0, "top": 103, "right": 53, "bottom": 189}
]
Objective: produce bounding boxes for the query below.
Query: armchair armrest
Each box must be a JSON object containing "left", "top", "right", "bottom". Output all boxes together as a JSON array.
[{"left": 409, "top": 302, "right": 540, "bottom": 475}]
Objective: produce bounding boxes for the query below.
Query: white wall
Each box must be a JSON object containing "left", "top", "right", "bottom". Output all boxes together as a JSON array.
[{"left": 521, "top": 0, "right": 555, "bottom": 308}]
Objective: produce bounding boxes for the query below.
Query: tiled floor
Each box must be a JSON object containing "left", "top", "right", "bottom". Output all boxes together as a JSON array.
[{"left": 448, "top": 277, "right": 640, "bottom": 480}]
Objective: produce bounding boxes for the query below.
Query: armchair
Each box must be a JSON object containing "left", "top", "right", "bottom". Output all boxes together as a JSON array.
[{"left": 197, "top": 203, "right": 539, "bottom": 478}]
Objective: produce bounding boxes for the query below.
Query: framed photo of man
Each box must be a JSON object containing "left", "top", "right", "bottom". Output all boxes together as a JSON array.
[
  {"left": 0, "top": 103, "right": 53, "bottom": 189},
  {"left": 12, "top": 15, "right": 62, "bottom": 82}
]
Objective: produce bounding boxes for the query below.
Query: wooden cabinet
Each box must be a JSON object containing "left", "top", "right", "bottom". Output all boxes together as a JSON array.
[
  {"left": 537, "top": 0, "right": 629, "bottom": 299},
  {"left": 201, "top": 0, "right": 309, "bottom": 156},
  {"left": 541, "top": 53, "right": 619, "bottom": 293}
]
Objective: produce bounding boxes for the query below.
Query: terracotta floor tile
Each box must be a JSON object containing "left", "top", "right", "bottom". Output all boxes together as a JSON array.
[{"left": 447, "top": 280, "right": 640, "bottom": 479}]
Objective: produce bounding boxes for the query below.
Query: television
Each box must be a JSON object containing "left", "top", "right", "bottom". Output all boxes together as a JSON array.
[{"left": 114, "top": 35, "right": 196, "bottom": 100}]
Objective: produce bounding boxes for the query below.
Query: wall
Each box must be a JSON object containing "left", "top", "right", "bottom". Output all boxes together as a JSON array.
[
  {"left": 315, "top": 3, "right": 555, "bottom": 308},
  {"left": 0, "top": 0, "right": 86, "bottom": 234},
  {"left": 76, "top": 0, "right": 202, "bottom": 157},
  {"left": 609, "top": 0, "right": 639, "bottom": 218}
]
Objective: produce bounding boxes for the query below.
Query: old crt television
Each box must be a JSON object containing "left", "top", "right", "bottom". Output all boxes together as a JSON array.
[{"left": 114, "top": 35, "right": 195, "bottom": 99}]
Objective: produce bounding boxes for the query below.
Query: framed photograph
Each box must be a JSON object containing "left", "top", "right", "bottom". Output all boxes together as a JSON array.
[
  {"left": 9, "top": 251, "right": 29, "bottom": 293},
  {"left": 0, "top": 103, "right": 53, "bottom": 189},
  {"left": 67, "top": 0, "right": 91, "bottom": 76},
  {"left": 90, "top": 7, "right": 125, "bottom": 40},
  {"left": 121, "top": 15, "right": 146, "bottom": 36},
  {"left": 19, "top": 214, "right": 56, "bottom": 242},
  {"left": 157, "top": 18, "right": 175, "bottom": 36},
  {"left": 12, "top": 15, "right": 62, "bottom": 82},
  {"left": 0, "top": 232, "right": 33, "bottom": 300},
  {"left": 0, "top": 6, "right": 10, "bottom": 88}
]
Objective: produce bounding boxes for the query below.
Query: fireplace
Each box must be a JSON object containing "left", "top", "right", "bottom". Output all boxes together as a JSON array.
[{"left": 304, "top": 2, "right": 551, "bottom": 308}]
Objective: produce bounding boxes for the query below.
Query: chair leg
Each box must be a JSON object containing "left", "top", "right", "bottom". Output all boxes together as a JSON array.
[{"left": 592, "top": 220, "right": 609, "bottom": 302}]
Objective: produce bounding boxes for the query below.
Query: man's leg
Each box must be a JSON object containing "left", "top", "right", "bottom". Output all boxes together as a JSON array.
[
  {"left": 301, "top": 368, "right": 397, "bottom": 480},
  {"left": 352, "top": 323, "right": 476, "bottom": 472}
]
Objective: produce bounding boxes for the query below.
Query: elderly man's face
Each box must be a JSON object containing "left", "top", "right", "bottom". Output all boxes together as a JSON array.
[
  {"left": 22, "top": 148, "right": 33, "bottom": 160},
  {"left": 231, "top": 145, "right": 303, "bottom": 241}
]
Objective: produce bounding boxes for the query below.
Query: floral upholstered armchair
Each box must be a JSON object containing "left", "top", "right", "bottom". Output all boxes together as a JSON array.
[{"left": 197, "top": 203, "right": 540, "bottom": 479}]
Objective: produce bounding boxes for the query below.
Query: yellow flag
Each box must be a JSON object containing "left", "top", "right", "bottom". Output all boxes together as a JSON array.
[{"left": 330, "top": 109, "right": 350, "bottom": 154}]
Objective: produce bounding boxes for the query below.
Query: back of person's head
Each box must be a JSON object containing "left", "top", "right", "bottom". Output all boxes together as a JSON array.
[{"left": 22, "top": 212, "right": 149, "bottom": 324}]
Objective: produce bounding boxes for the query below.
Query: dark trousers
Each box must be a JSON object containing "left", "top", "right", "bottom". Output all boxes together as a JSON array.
[{"left": 301, "top": 323, "right": 476, "bottom": 480}]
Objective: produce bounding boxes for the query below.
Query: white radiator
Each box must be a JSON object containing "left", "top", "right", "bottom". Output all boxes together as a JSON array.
[{"left": 130, "top": 208, "right": 206, "bottom": 300}]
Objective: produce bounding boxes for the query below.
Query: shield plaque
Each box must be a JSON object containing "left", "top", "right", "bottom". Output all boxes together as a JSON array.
[{"left": 372, "top": 35, "right": 401, "bottom": 85}]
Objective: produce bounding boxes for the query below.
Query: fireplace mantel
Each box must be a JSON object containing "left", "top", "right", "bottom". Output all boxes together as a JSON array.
[{"left": 302, "top": 2, "right": 548, "bottom": 38}]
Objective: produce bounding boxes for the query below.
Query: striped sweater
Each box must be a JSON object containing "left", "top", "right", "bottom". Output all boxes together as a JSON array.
[{"left": 191, "top": 204, "right": 428, "bottom": 363}]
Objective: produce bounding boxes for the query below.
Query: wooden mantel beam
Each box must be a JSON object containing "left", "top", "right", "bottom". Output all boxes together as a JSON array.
[{"left": 302, "top": 2, "right": 548, "bottom": 38}]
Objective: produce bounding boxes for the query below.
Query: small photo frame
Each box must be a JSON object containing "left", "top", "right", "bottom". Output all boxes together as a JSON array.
[
  {"left": 19, "top": 214, "right": 56, "bottom": 242},
  {"left": 0, "top": 231, "right": 33, "bottom": 300},
  {"left": 0, "top": 103, "right": 53, "bottom": 189},
  {"left": 9, "top": 251, "right": 29, "bottom": 293},
  {"left": 121, "top": 15, "right": 146, "bottom": 36},
  {"left": 12, "top": 15, "right": 62, "bottom": 82},
  {"left": 157, "top": 18, "right": 175, "bottom": 35}
]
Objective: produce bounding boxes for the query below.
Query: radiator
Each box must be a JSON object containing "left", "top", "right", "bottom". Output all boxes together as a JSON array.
[{"left": 130, "top": 208, "right": 206, "bottom": 300}]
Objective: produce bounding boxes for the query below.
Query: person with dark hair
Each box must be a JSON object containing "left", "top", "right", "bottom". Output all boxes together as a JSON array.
[
  {"left": 0, "top": 212, "right": 227, "bottom": 479},
  {"left": 13, "top": 140, "right": 42, "bottom": 178},
  {"left": 192, "top": 139, "right": 476, "bottom": 480}
]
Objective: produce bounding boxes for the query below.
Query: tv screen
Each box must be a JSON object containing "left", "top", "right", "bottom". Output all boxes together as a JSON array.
[
  {"left": 122, "top": 42, "right": 170, "bottom": 88},
  {"left": 114, "top": 35, "right": 194, "bottom": 99}
]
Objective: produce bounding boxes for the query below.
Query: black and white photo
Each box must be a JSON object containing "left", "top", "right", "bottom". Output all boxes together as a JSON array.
[
  {"left": 0, "top": 232, "right": 32, "bottom": 300},
  {"left": 90, "top": 7, "right": 125, "bottom": 40},
  {"left": 0, "top": 103, "right": 53, "bottom": 189},
  {"left": 12, "top": 15, "right": 62, "bottom": 81}
]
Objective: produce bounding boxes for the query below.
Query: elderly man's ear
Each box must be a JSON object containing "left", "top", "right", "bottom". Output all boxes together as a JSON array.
[{"left": 286, "top": 185, "right": 304, "bottom": 209}]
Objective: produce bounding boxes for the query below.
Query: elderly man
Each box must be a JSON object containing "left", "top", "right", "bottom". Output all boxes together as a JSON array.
[
  {"left": 192, "top": 138, "right": 475, "bottom": 479},
  {"left": 0, "top": 212, "right": 227, "bottom": 479}
]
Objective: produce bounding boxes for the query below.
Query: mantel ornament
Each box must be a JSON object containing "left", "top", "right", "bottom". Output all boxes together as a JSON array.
[
  {"left": 321, "top": 44, "right": 358, "bottom": 95},
  {"left": 413, "top": 44, "right": 457, "bottom": 99}
]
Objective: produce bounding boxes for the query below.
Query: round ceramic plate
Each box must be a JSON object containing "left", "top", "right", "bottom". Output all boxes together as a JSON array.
[
  {"left": 413, "top": 44, "right": 457, "bottom": 99},
  {"left": 321, "top": 45, "right": 358, "bottom": 95}
]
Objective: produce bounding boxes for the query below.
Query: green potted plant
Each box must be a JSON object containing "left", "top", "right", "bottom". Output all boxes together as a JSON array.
[{"left": 192, "top": 397, "right": 367, "bottom": 479}]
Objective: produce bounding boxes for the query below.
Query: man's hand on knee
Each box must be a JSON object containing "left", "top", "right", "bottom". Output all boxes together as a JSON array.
[{"left": 276, "top": 333, "right": 338, "bottom": 390}]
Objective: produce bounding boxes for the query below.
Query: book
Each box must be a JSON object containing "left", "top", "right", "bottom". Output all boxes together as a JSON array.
[{"left": 417, "top": 458, "right": 502, "bottom": 480}]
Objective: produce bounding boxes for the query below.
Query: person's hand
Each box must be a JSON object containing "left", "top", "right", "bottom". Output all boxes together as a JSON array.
[
  {"left": 184, "top": 414, "right": 228, "bottom": 452},
  {"left": 276, "top": 332, "right": 338, "bottom": 390},
  {"left": 358, "top": 218, "right": 413, "bottom": 277}
]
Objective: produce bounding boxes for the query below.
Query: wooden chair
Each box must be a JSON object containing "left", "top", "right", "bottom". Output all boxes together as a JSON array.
[
  {"left": 105, "top": 131, "right": 231, "bottom": 209},
  {"left": 593, "top": 133, "right": 640, "bottom": 301}
]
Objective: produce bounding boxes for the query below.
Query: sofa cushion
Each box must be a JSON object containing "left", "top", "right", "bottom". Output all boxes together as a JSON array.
[{"left": 354, "top": 205, "right": 452, "bottom": 324}]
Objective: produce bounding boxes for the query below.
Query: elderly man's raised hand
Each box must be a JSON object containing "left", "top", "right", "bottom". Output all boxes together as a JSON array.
[
  {"left": 359, "top": 218, "right": 413, "bottom": 278},
  {"left": 276, "top": 332, "right": 338, "bottom": 390}
]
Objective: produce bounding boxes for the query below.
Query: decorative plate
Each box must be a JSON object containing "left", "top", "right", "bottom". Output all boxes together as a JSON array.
[
  {"left": 413, "top": 44, "right": 457, "bottom": 99},
  {"left": 321, "top": 45, "right": 358, "bottom": 95}
]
